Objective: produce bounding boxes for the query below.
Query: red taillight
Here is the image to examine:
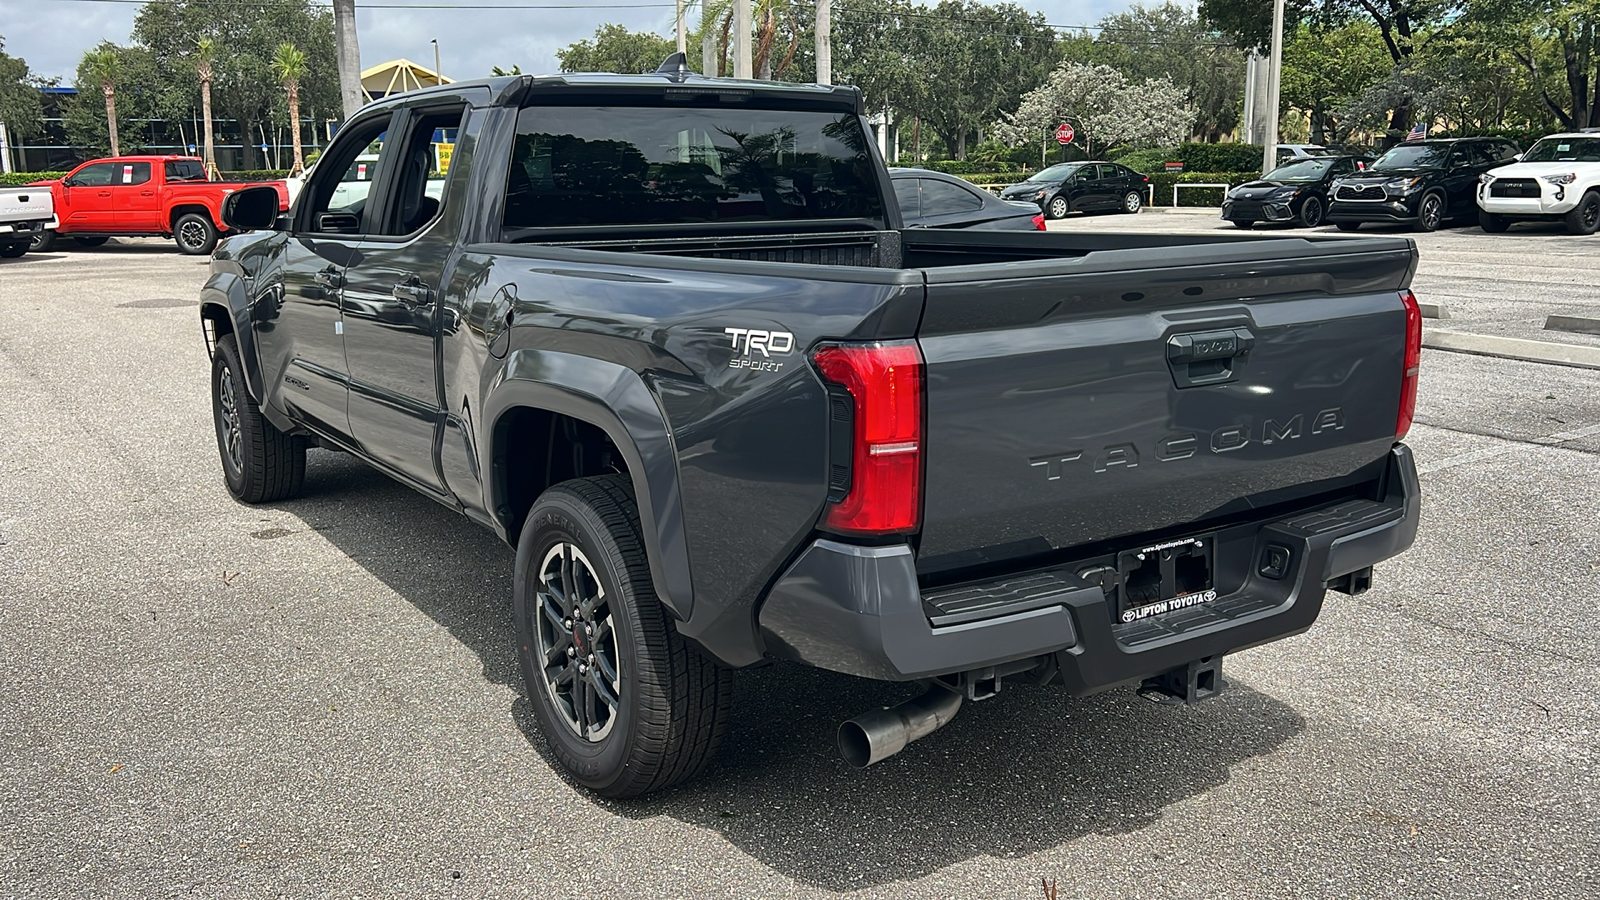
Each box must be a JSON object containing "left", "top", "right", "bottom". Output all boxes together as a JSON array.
[
  {"left": 1397, "top": 289, "right": 1422, "bottom": 439},
  {"left": 1032, "top": 214, "right": 1046, "bottom": 231},
  {"left": 813, "top": 341, "right": 924, "bottom": 535}
]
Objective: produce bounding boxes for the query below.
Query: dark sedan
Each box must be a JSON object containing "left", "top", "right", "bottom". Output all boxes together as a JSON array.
[
  {"left": 1221, "top": 155, "right": 1373, "bottom": 228},
  {"left": 999, "top": 161, "right": 1149, "bottom": 218},
  {"left": 891, "top": 168, "right": 1045, "bottom": 230}
]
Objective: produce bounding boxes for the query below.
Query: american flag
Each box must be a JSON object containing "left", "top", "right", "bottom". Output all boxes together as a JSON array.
[{"left": 1404, "top": 123, "right": 1427, "bottom": 142}]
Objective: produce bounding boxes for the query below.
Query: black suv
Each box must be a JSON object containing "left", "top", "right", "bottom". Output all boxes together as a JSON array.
[
  {"left": 999, "top": 161, "right": 1149, "bottom": 218},
  {"left": 1326, "top": 137, "right": 1521, "bottom": 232}
]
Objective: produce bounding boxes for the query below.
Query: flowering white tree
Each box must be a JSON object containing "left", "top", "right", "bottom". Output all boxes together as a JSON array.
[{"left": 994, "top": 63, "right": 1196, "bottom": 156}]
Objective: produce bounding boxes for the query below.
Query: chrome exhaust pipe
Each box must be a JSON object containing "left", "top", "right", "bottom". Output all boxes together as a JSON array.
[{"left": 838, "top": 686, "right": 963, "bottom": 768}]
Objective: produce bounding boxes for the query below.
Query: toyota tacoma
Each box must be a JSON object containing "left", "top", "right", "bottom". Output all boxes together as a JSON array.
[{"left": 200, "top": 59, "right": 1423, "bottom": 797}]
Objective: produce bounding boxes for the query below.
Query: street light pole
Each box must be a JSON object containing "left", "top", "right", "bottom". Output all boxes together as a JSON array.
[
  {"left": 431, "top": 39, "right": 441, "bottom": 83},
  {"left": 1262, "top": 0, "right": 1285, "bottom": 174},
  {"left": 816, "top": 0, "right": 831, "bottom": 85},
  {"left": 676, "top": 0, "right": 687, "bottom": 54}
]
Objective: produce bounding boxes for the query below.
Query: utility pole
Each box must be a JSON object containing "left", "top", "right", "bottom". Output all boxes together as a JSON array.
[
  {"left": 734, "top": 0, "right": 752, "bottom": 78},
  {"left": 1262, "top": 0, "right": 1285, "bottom": 174},
  {"left": 676, "top": 0, "right": 687, "bottom": 55},
  {"left": 431, "top": 39, "right": 441, "bottom": 82},
  {"left": 815, "top": 0, "right": 831, "bottom": 85},
  {"left": 333, "top": 0, "right": 364, "bottom": 119}
]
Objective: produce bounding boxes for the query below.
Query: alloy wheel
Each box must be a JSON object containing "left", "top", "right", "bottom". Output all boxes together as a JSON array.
[
  {"left": 1049, "top": 197, "right": 1068, "bottom": 219},
  {"left": 1421, "top": 196, "right": 1442, "bottom": 230},
  {"left": 179, "top": 219, "right": 209, "bottom": 251},
  {"left": 1124, "top": 192, "right": 1141, "bottom": 213},
  {"left": 216, "top": 366, "right": 243, "bottom": 470},
  {"left": 1584, "top": 196, "right": 1599, "bottom": 230},
  {"left": 534, "top": 542, "right": 621, "bottom": 742}
]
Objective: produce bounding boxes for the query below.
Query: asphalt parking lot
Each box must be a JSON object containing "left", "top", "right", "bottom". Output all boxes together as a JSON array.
[{"left": 2, "top": 226, "right": 1596, "bottom": 899}]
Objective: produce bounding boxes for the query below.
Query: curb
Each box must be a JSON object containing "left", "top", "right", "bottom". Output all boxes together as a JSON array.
[
  {"left": 1422, "top": 329, "right": 1600, "bottom": 370},
  {"left": 1418, "top": 302, "right": 1449, "bottom": 320}
]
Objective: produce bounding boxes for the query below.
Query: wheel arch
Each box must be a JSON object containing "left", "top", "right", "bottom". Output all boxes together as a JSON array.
[
  {"left": 199, "top": 273, "right": 264, "bottom": 403},
  {"left": 483, "top": 350, "right": 693, "bottom": 621},
  {"left": 169, "top": 203, "right": 215, "bottom": 232}
]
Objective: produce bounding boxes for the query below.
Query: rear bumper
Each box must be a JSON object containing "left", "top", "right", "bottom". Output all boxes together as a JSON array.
[
  {"left": 0, "top": 218, "right": 55, "bottom": 235},
  {"left": 759, "top": 444, "right": 1420, "bottom": 690}
]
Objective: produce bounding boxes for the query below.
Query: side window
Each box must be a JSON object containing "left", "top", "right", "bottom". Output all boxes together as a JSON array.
[
  {"left": 70, "top": 163, "right": 118, "bottom": 186},
  {"left": 300, "top": 112, "right": 395, "bottom": 235},
  {"left": 893, "top": 178, "right": 920, "bottom": 219},
  {"left": 1330, "top": 158, "right": 1355, "bottom": 176},
  {"left": 920, "top": 179, "right": 985, "bottom": 215},
  {"left": 376, "top": 105, "right": 466, "bottom": 237},
  {"left": 118, "top": 162, "right": 151, "bottom": 186},
  {"left": 1472, "top": 142, "right": 1499, "bottom": 165},
  {"left": 1498, "top": 141, "right": 1521, "bottom": 161},
  {"left": 1448, "top": 145, "right": 1470, "bottom": 168}
]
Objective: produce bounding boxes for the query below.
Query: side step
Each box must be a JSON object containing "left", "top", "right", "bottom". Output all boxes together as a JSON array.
[{"left": 1137, "top": 655, "right": 1227, "bottom": 705}]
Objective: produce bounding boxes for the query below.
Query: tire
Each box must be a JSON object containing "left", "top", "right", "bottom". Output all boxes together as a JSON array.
[
  {"left": 1297, "top": 196, "right": 1324, "bottom": 228},
  {"left": 1413, "top": 193, "right": 1445, "bottom": 232},
  {"left": 515, "top": 474, "right": 732, "bottom": 798},
  {"left": 29, "top": 230, "right": 57, "bottom": 252},
  {"left": 1335, "top": 221, "right": 1362, "bottom": 232},
  {"left": 72, "top": 236, "right": 109, "bottom": 248},
  {"left": 1046, "top": 195, "right": 1069, "bottom": 219},
  {"left": 211, "top": 333, "right": 305, "bottom": 503},
  {"left": 174, "top": 212, "right": 219, "bottom": 255},
  {"left": 1232, "top": 220, "right": 1253, "bottom": 229},
  {"left": 1120, "top": 191, "right": 1142, "bottom": 213},
  {"left": 1478, "top": 210, "right": 1510, "bottom": 233},
  {"left": 0, "top": 242, "right": 26, "bottom": 258},
  {"left": 1563, "top": 190, "right": 1600, "bottom": 235}
]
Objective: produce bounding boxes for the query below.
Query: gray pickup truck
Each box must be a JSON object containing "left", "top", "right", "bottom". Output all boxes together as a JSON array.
[{"left": 203, "top": 59, "right": 1422, "bottom": 797}]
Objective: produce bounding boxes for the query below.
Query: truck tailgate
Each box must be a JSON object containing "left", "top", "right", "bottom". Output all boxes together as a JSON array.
[
  {"left": 913, "top": 237, "right": 1416, "bottom": 576},
  {"left": 1, "top": 186, "right": 53, "bottom": 223}
]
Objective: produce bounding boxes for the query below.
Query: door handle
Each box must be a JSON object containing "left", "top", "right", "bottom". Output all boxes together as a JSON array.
[
  {"left": 314, "top": 267, "right": 343, "bottom": 289},
  {"left": 392, "top": 276, "right": 433, "bottom": 307},
  {"left": 1167, "top": 326, "right": 1255, "bottom": 388},
  {"left": 141, "top": 191, "right": 154, "bottom": 197}
]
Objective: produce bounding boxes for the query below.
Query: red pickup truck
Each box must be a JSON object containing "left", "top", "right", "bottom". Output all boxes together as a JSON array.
[{"left": 30, "top": 156, "right": 288, "bottom": 255}]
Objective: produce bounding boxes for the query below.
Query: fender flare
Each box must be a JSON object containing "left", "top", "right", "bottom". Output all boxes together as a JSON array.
[
  {"left": 483, "top": 349, "right": 693, "bottom": 622},
  {"left": 199, "top": 270, "right": 264, "bottom": 403}
]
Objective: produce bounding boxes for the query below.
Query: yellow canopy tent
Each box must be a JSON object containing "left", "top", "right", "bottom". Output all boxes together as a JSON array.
[{"left": 360, "top": 59, "right": 453, "bottom": 102}]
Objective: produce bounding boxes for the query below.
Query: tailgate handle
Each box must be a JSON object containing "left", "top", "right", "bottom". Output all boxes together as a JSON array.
[{"left": 1167, "top": 327, "right": 1254, "bottom": 388}]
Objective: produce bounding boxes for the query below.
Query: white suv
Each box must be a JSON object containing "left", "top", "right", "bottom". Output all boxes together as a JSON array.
[{"left": 1477, "top": 132, "right": 1600, "bottom": 234}]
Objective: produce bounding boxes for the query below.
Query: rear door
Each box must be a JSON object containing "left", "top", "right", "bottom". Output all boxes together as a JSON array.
[
  {"left": 111, "top": 161, "right": 161, "bottom": 230},
  {"left": 911, "top": 240, "right": 1414, "bottom": 576}
]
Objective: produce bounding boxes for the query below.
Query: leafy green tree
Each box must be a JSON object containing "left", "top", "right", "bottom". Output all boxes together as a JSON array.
[
  {"left": 1280, "top": 22, "right": 1392, "bottom": 142},
  {"left": 556, "top": 24, "right": 677, "bottom": 74},
  {"left": 994, "top": 62, "right": 1195, "bottom": 156},
  {"left": 0, "top": 37, "right": 43, "bottom": 145},
  {"left": 133, "top": 0, "right": 338, "bottom": 169},
  {"left": 272, "top": 42, "right": 308, "bottom": 175},
  {"left": 1087, "top": 3, "right": 1246, "bottom": 141},
  {"left": 1468, "top": 0, "right": 1600, "bottom": 129},
  {"left": 490, "top": 65, "right": 524, "bottom": 76}
]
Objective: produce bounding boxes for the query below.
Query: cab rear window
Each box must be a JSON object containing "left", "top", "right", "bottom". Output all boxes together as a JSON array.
[
  {"left": 165, "top": 160, "right": 206, "bottom": 181},
  {"left": 501, "top": 105, "right": 885, "bottom": 232}
]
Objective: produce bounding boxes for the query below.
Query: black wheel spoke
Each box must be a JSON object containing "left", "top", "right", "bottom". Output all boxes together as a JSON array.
[{"left": 591, "top": 668, "right": 619, "bottom": 712}]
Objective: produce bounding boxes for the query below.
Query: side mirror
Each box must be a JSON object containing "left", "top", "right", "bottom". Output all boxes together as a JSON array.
[
  {"left": 61, "top": 176, "right": 78, "bottom": 188},
  {"left": 222, "top": 185, "right": 282, "bottom": 231}
]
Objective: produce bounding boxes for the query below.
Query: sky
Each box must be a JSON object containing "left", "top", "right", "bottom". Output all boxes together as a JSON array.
[{"left": 3, "top": 0, "right": 1133, "bottom": 85}]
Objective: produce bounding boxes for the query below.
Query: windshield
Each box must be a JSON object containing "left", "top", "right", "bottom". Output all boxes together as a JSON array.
[
  {"left": 1265, "top": 159, "right": 1334, "bottom": 181},
  {"left": 1297, "top": 146, "right": 1338, "bottom": 157},
  {"left": 1523, "top": 137, "right": 1600, "bottom": 162},
  {"left": 1372, "top": 144, "right": 1451, "bottom": 170},
  {"left": 1029, "top": 163, "right": 1082, "bottom": 182}
]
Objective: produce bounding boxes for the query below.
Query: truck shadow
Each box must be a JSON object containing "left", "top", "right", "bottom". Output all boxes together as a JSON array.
[{"left": 290, "top": 451, "right": 1306, "bottom": 891}]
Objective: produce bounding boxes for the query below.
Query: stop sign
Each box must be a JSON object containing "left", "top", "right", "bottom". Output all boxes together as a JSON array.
[{"left": 1055, "top": 123, "right": 1074, "bottom": 145}]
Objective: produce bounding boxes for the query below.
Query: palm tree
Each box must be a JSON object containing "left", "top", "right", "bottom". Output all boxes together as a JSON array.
[
  {"left": 83, "top": 48, "right": 120, "bottom": 157},
  {"left": 271, "top": 42, "right": 308, "bottom": 176},
  {"left": 195, "top": 38, "right": 220, "bottom": 179}
]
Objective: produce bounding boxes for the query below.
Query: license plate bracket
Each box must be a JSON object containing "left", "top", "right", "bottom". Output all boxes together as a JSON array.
[{"left": 1115, "top": 536, "right": 1217, "bottom": 623}]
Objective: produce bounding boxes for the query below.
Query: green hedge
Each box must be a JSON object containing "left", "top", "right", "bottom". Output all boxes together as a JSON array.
[
  {"left": 2, "top": 169, "right": 287, "bottom": 185},
  {"left": 920, "top": 159, "right": 1023, "bottom": 175},
  {"left": 2, "top": 171, "right": 67, "bottom": 185},
  {"left": 1147, "top": 171, "right": 1262, "bottom": 207}
]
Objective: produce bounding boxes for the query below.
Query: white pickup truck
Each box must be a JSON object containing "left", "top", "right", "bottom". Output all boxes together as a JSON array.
[{"left": 1, "top": 184, "right": 56, "bottom": 258}]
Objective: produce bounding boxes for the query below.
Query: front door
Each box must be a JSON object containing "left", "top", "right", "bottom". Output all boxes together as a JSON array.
[
  {"left": 58, "top": 162, "right": 120, "bottom": 230},
  {"left": 339, "top": 103, "right": 466, "bottom": 494},
  {"left": 110, "top": 161, "right": 161, "bottom": 231},
  {"left": 256, "top": 110, "right": 401, "bottom": 445}
]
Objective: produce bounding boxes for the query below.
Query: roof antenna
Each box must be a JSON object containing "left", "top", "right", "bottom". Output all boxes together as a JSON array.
[{"left": 656, "top": 51, "right": 692, "bottom": 83}]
